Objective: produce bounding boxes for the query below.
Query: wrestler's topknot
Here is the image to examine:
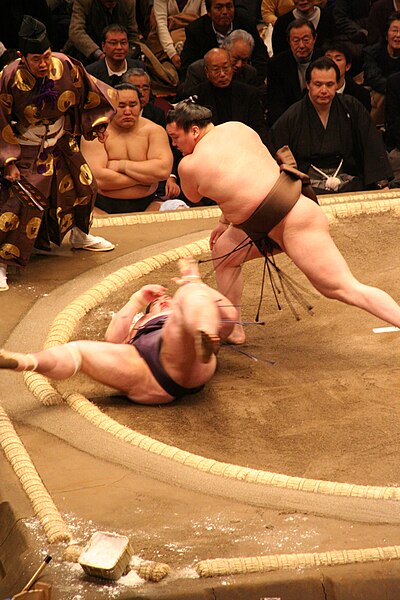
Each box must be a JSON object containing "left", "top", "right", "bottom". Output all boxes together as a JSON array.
[{"left": 166, "top": 99, "right": 213, "bottom": 132}]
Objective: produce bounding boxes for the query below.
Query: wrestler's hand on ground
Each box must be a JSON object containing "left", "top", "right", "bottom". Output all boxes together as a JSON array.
[
  {"left": 3, "top": 162, "right": 21, "bottom": 182},
  {"left": 209, "top": 221, "right": 229, "bottom": 250},
  {"left": 165, "top": 176, "right": 181, "bottom": 198}
]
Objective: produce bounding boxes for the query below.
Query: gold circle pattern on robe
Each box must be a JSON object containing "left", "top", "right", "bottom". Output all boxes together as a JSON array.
[
  {"left": 68, "top": 137, "right": 80, "bottom": 153},
  {"left": 59, "top": 174, "right": 74, "bottom": 193},
  {"left": 70, "top": 64, "right": 82, "bottom": 88},
  {"left": 74, "top": 195, "right": 91, "bottom": 206},
  {"left": 79, "top": 163, "right": 93, "bottom": 186},
  {"left": 2, "top": 124, "right": 18, "bottom": 144},
  {"left": 0, "top": 243, "right": 20, "bottom": 260},
  {"left": 59, "top": 212, "right": 74, "bottom": 234},
  {"left": 48, "top": 57, "right": 64, "bottom": 81},
  {"left": 26, "top": 217, "right": 42, "bottom": 240},
  {"left": 36, "top": 153, "right": 54, "bottom": 177},
  {"left": 57, "top": 90, "right": 76, "bottom": 112},
  {"left": 107, "top": 88, "right": 119, "bottom": 108},
  {"left": 84, "top": 91, "right": 101, "bottom": 110},
  {"left": 0, "top": 212, "right": 19, "bottom": 232},
  {"left": 24, "top": 104, "right": 42, "bottom": 126},
  {"left": 14, "top": 68, "right": 36, "bottom": 92},
  {"left": 0, "top": 93, "right": 13, "bottom": 115}
]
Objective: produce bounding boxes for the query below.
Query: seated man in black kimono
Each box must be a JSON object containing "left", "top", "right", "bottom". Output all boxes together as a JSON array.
[{"left": 270, "top": 57, "right": 392, "bottom": 194}]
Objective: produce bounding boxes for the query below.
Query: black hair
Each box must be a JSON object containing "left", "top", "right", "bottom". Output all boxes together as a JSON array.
[
  {"left": 205, "top": 0, "right": 234, "bottom": 12},
  {"left": 286, "top": 17, "right": 316, "bottom": 40},
  {"left": 101, "top": 23, "right": 129, "bottom": 44},
  {"left": 114, "top": 82, "right": 142, "bottom": 99},
  {"left": 166, "top": 99, "right": 213, "bottom": 132},
  {"left": 387, "top": 10, "right": 400, "bottom": 34},
  {"left": 323, "top": 39, "right": 353, "bottom": 64},
  {"left": 305, "top": 56, "right": 340, "bottom": 83}
]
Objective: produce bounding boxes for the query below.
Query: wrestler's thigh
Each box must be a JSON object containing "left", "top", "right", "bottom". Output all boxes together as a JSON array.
[
  {"left": 213, "top": 225, "right": 261, "bottom": 267},
  {"left": 76, "top": 340, "right": 144, "bottom": 393},
  {"left": 277, "top": 197, "right": 355, "bottom": 291}
]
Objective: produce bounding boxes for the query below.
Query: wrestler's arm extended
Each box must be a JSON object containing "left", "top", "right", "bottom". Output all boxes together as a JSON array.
[
  {"left": 105, "top": 284, "right": 168, "bottom": 344},
  {"left": 108, "top": 126, "right": 173, "bottom": 184},
  {"left": 178, "top": 156, "right": 202, "bottom": 202},
  {"left": 80, "top": 137, "right": 134, "bottom": 191}
]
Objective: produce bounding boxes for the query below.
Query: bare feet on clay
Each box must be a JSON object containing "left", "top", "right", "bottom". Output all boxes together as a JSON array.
[
  {"left": 174, "top": 256, "right": 202, "bottom": 285},
  {"left": 196, "top": 330, "right": 220, "bottom": 363}
]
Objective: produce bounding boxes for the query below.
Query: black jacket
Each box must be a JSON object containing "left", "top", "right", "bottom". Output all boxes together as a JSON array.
[
  {"left": 180, "top": 13, "right": 269, "bottom": 84},
  {"left": 272, "top": 8, "right": 336, "bottom": 56}
]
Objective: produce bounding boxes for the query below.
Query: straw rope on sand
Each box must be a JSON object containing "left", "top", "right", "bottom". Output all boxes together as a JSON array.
[
  {"left": 0, "top": 405, "right": 71, "bottom": 544},
  {"left": 4, "top": 195, "right": 400, "bottom": 574}
]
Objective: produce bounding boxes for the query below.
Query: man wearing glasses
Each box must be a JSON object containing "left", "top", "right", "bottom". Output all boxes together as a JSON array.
[
  {"left": 180, "top": 0, "right": 269, "bottom": 82},
  {"left": 86, "top": 25, "right": 145, "bottom": 87}
]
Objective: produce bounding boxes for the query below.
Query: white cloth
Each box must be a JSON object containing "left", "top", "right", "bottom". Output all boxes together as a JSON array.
[{"left": 15, "top": 116, "right": 65, "bottom": 147}]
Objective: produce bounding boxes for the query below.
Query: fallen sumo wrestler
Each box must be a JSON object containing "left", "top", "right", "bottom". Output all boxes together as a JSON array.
[
  {"left": 166, "top": 99, "right": 400, "bottom": 344},
  {"left": 0, "top": 258, "right": 238, "bottom": 404}
]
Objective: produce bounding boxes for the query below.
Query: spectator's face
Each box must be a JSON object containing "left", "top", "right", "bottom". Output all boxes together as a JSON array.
[
  {"left": 22, "top": 48, "right": 52, "bottom": 78},
  {"left": 205, "top": 51, "right": 233, "bottom": 87},
  {"left": 114, "top": 89, "right": 141, "bottom": 128},
  {"left": 289, "top": 25, "right": 315, "bottom": 61},
  {"left": 293, "top": 0, "right": 314, "bottom": 13},
  {"left": 307, "top": 67, "right": 337, "bottom": 108},
  {"left": 102, "top": 31, "right": 129, "bottom": 61},
  {"left": 208, "top": 0, "right": 235, "bottom": 33},
  {"left": 166, "top": 122, "right": 197, "bottom": 156},
  {"left": 229, "top": 40, "right": 252, "bottom": 73},
  {"left": 387, "top": 20, "right": 400, "bottom": 54},
  {"left": 126, "top": 75, "right": 151, "bottom": 107},
  {"left": 324, "top": 50, "right": 350, "bottom": 83},
  {"left": 99, "top": 0, "right": 118, "bottom": 8}
]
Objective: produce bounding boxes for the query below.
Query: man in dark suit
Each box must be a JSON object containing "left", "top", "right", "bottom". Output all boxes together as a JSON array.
[
  {"left": 86, "top": 24, "right": 144, "bottom": 86},
  {"left": 180, "top": 0, "right": 269, "bottom": 84},
  {"left": 324, "top": 40, "right": 371, "bottom": 111},
  {"left": 266, "top": 19, "right": 322, "bottom": 125},
  {"left": 190, "top": 48, "right": 268, "bottom": 142},
  {"left": 177, "top": 28, "right": 258, "bottom": 98},
  {"left": 272, "top": 0, "right": 336, "bottom": 56}
]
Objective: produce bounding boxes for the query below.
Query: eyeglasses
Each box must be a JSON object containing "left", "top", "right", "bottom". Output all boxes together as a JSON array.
[
  {"left": 207, "top": 66, "right": 231, "bottom": 74},
  {"left": 105, "top": 39, "right": 129, "bottom": 46},
  {"left": 291, "top": 36, "right": 313, "bottom": 45}
]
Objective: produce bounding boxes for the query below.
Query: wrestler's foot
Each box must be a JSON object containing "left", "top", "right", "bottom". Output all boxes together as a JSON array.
[
  {"left": 0, "top": 349, "right": 37, "bottom": 371},
  {"left": 174, "top": 256, "right": 202, "bottom": 286},
  {"left": 0, "top": 263, "right": 8, "bottom": 292},
  {"left": 225, "top": 324, "right": 246, "bottom": 345},
  {"left": 195, "top": 330, "right": 220, "bottom": 363},
  {"left": 70, "top": 228, "right": 115, "bottom": 252}
]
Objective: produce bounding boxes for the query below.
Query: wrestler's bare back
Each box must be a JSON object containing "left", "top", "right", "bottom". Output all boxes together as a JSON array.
[{"left": 180, "top": 122, "right": 281, "bottom": 224}]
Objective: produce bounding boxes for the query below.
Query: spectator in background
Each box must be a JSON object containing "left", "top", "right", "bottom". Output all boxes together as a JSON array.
[
  {"left": 270, "top": 57, "right": 392, "bottom": 194},
  {"left": 86, "top": 25, "right": 145, "bottom": 86},
  {"left": 363, "top": 11, "right": 400, "bottom": 123},
  {"left": 180, "top": 0, "right": 269, "bottom": 84},
  {"left": 177, "top": 28, "right": 258, "bottom": 95},
  {"left": 66, "top": 0, "right": 141, "bottom": 65},
  {"left": 367, "top": 0, "right": 400, "bottom": 45},
  {"left": 148, "top": 0, "right": 207, "bottom": 71},
  {"left": 324, "top": 40, "right": 371, "bottom": 111},
  {"left": 189, "top": 48, "right": 268, "bottom": 142},
  {"left": 123, "top": 67, "right": 167, "bottom": 126},
  {"left": 333, "top": 0, "right": 369, "bottom": 45},
  {"left": 261, "top": 0, "right": 295, "bottom": 27},
  {"left": 272, "top": 0, "right": 335, "bottom": 55},
  {"left": 384, "top": 71, "right": 400, "bottom": 183},
  {"left": 266, "top": 19, "right": 322, "bottom": 125}
]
